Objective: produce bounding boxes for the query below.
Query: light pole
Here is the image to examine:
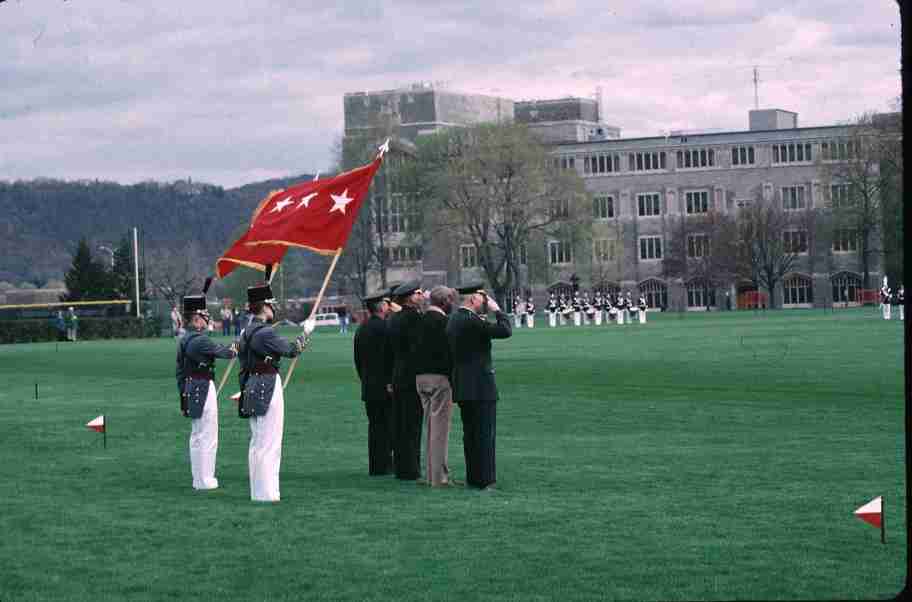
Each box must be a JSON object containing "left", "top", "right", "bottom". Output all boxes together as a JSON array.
[{"left": 98, "top": 245, "right": 115, "bottom": 268}]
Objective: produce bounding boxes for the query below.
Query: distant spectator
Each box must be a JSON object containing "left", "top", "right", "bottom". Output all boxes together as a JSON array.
[
  {"left": 65, "top": 307, "right": 79, "bottom": 342},
  {"left": 52, "top": 310, "right": 66, "bottom": 341},
  {"left": 170, "top": 305, "right": 182, "bottom": 337},
  {"left": 221, "top": 306, "right": 232, "bottom": 336},
  {"left": 339, "top": 307, "right": 349, "bottom": 334},
  {"left": 233, "top": 308, "right": 242, "bottom": 336}
]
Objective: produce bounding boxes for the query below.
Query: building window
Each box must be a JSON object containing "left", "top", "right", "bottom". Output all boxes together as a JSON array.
[
  {"left": 783, "top": 230, "right": 808, "bottom": 254},
  {"left": 830, "top": 183, "right": 849, "bottom": 208},
  {"left": 639, "top": 236, "right": 662, "bottom": 260},
  {"left": 550, "top": 198, "right": 570, "bottom": 219},
  {"left": 386, "top": 245, "right": 422, "bottom": 264},
  {"left": 584, "top": 153, "right": 621, "bottom": 175},
  {"left": 640, "top": 279, "right": 667, "bottom": 309},
  {"left": 783, "top": 274, "right": 813, "bottom": 305},
  {"left": 559, "top": 156, "right": 576, "bottom": 170},
  {"left": 519, "top": 243, "right": 527, "bottom": 266},
  {"left": 549, "top": 240, "right": 572, "bottom": 265},
  {"left": 832, "top": 272, "right": 861, "bottom": 303},
  {"left": 593, "top": 195, "right": 615, "bottom": 219},
  {"left": 378, "top": 193, "right": 416, "bottom": 234},
  {"left": 685, "top": 191, "right": 709, "bottom": 214},
  {"left": 731, "top": 146, "right": 756, "bottom": 166},
  {"left": 686, "top": 281, "right": 716, "bottom": 308},
  {"left": 772, "top": 142, "right": 813, "bottom": 164},
  {"left": 687, "top": 234, "right": 710, "bottom": 258},
  {"left": 629, "top": 151, "right": 667, "bottom": 172},
  {"left": 593, "top": 239, "right": 616, "bottom": 262},
  {"left": 460, "top": 245, "right": 478, "bottom": 268},
  {"left": 821, "top": 139, "right": 860, "bottom": 161},
  {"left": 676, "top": 148, "right": 715, "bottom": 169},
  {"left": 832, "top": 228, "right": 858, "bottom": 253},
  {"left": 781, "top": 186, "right": 806, "bottom": 211},
  {"left": 637, "top": 193, "right": 661, "bottom": 217}
]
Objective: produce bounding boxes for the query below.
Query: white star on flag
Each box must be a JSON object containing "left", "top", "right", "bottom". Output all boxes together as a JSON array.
[
  {"left": 296, "top": 192, "right": 318, "bottom": 210},
  {"left": 270, "top": 198, "right": 294, "bottom": 213},
  {"left": 329, "top": 189, "right": 354, "bottom": 214}
]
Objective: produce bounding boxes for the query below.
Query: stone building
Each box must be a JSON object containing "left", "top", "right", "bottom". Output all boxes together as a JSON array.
[{"left": 343, "top": 85, "right": 882, "bottom": 309}]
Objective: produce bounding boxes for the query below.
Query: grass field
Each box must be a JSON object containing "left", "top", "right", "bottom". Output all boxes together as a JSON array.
[{"left": 0, "top": 308, "right": 906, "bottom": 601}]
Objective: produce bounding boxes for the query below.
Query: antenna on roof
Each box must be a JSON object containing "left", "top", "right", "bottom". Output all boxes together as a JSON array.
[{"left": 753, "top": 66, "right": 760, "bottom": 110}]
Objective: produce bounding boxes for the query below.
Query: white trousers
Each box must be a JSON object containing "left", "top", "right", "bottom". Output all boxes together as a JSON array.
[
  {"left": 594, "top": 311, "right": 602, "bottom": 326},
  {"left": 616, "top": 311, "right": 624, "bottom": 325},
  {"left": 548, "top": 313, "right": 556, "bottom": 328},
  {"left": 559, "top": 314, "right": 566, "bottom": 326},
  {"left": 249, "top": 376, "right": 285, "bottom": 502},
  {"left": 526, "top": 315, "right": 534, "bottom": 328},
  {"left": 901, "top": 306, "right": 905, "bottom": 321},
  {"left": 190, "top": 381, "right": 219, "bottom": 490},
  {"left": 514, "top": 314, "right": 522, "bottom": 328},
  {"left": 883, "top": 304, "right": 891, "bottom": 320},
  {"left": 573, "top": 312, "right": 581, "bottom": 327},
  {"left": 639, "top": 310, "right": 647, "bottom": 324}
]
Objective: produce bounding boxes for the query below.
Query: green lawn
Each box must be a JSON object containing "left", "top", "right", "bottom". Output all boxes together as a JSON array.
[{"left": 0, "top": 307, "right": 905, "bottom": 601}]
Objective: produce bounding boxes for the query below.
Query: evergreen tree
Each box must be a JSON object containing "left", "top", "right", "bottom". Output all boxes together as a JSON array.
[
  {"left": 62, "top": 238, "right": 111, "bottom": 301},
  {"left": 111, "top": 235, "right": 134, "bottom": 299}
]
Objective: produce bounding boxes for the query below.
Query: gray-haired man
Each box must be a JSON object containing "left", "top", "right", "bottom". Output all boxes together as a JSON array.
[{"left": 414, "top": 286, "right": 458, "bottom": 487}]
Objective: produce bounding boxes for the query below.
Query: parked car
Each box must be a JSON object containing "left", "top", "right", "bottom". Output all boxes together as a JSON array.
[{"left": 305, "top": 312, "right": 340, "bottom": 328}]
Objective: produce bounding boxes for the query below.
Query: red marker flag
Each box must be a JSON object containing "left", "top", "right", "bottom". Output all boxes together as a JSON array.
[
  {"left": 854, "top": 496, "right": 882, "bottom": 528},
  {"left": 86, "top": 415, "right": 105, "bottom": 433}
]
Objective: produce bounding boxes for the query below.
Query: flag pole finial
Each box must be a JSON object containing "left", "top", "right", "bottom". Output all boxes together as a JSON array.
[{"left": 378, "top": 138, "right": 390, "bottom": 158}]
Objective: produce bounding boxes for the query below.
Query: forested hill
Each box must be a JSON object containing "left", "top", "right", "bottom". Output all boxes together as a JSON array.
[{"left": 0, "top": 175, "right": 314, "bottom": 285}]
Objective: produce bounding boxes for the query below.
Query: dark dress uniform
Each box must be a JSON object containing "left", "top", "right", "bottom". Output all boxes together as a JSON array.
[
  {"left": 353, "top": 300, "right": 394, "bottom": 475},
  {"left": 446, "top": 288, "right": 512, "bottom": 489},
  {"left": 387, "top": 282, "right": 424, "bottom": 480}
]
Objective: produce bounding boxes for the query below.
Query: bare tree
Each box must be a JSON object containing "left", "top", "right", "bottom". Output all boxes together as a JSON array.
[
  {"left": 663, "top": 210, "right": 739, "bottom": 308},
  {"left": 145, "top": 243, "right": 207, "bottom": 308},
  {"left": 818, "top": 113, "right": 899, "bottom": 288},
  {"left": 736, "top": 196, "right": 802, "bottom": 308},
  {"left": 419, "top": 122, "right": 590, "bottom": 305}
]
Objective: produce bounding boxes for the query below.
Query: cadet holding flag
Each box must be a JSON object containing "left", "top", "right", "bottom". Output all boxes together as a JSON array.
[
  {"left": 176, "top": 279, "right": 237, "bottom": 491},
  {"left": 353, "top": 292, "right": 395, "bottom": 476},
  {"left": 237, "top": 279, "right": 311, "bottom": 502},
  {"left": 446, "top": 283, "right": 512, "bottom": 491}
]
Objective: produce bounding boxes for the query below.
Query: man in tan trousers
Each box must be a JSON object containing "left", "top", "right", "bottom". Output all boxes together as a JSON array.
[{"left": 414, "top": 286, "right": 458, "bottom": 487}]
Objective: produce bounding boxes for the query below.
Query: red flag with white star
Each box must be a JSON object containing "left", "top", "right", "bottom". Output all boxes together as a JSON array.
[{"left": 237, "top": 147, "right": 385, "bottom": 257}]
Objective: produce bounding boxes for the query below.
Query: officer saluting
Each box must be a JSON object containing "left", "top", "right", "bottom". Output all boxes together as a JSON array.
[
  {"left": 237, "top": 277, "right": 310, "bottom": 502},
  {"left": 353, "top": 291, "right": 394, "bottom": 476},
  {"left": 387, "top": 280, "right": 426, "bottom": 481},
  {"left": 177, "top": 278, "right": 237, "bottom": 491},
  {"left": 446, "top": 283, "right": 512, "bottom": 490}
]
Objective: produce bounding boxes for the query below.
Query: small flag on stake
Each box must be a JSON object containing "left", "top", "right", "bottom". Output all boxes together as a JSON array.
[
  {"left": 854, "top": 496, "right": 885, "bottom": 543},
  {"left": 86, "top": 415, "right": 105, "bottom": 433},
  {"left": 86, "top": 415, "right": 107, "bottom": 448}
]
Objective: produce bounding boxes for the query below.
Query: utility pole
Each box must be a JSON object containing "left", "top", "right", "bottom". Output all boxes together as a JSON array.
[{"left": 133, "top": 227, "right": 141, "bottom": 317}]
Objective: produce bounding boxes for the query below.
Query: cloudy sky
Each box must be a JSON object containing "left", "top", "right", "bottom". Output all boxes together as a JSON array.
[{"left": 1, "top": 0, "right": 901, "bottom": 188}]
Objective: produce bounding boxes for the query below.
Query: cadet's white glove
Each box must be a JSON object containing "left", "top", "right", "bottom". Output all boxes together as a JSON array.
[{"left": 303, "top": 318, "right": 316, "bottom": 336}]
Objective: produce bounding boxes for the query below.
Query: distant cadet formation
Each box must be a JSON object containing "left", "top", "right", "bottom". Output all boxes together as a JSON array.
[
  {"left": 542, "top": 290, "right": 649, "bottom": 328},
  {"left": 880, "top": 279, "right": 905, "bottom": 321}
]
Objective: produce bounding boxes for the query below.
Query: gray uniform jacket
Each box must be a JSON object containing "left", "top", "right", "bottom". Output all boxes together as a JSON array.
[
  {"left": 237, "top": 318, "right": 300, "bottom": 417},
  {"left": 176, "top": 330, "right": 235, "bottom": 418}
]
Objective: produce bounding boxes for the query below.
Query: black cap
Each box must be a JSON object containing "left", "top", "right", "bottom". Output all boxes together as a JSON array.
[
  {"left": 363, "top": 292, "right": 388, "bottom": 309},
  {"left": 393, "top": 279, "right": 421, "bottom": 297},
  {"left": 386, "top": 282, "right": 401, "bottom": 297},
  {"left": 456, "top": 282, "right": 485, "bottom": 295},
  {"left": 182, "top": 295, "right": 208, "bottom": 315},
  {"left": 247, "top": 283, "right": 276, "bottom": 305}
]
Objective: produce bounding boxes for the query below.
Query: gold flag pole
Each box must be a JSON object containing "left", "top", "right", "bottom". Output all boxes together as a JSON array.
[{"left": 282, "top": 247, "right": 343, "bottom": 390}]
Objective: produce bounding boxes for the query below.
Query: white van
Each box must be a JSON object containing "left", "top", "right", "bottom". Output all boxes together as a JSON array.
[{"left": 308, "top": 312, "right": 340, "bottom": 327}]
